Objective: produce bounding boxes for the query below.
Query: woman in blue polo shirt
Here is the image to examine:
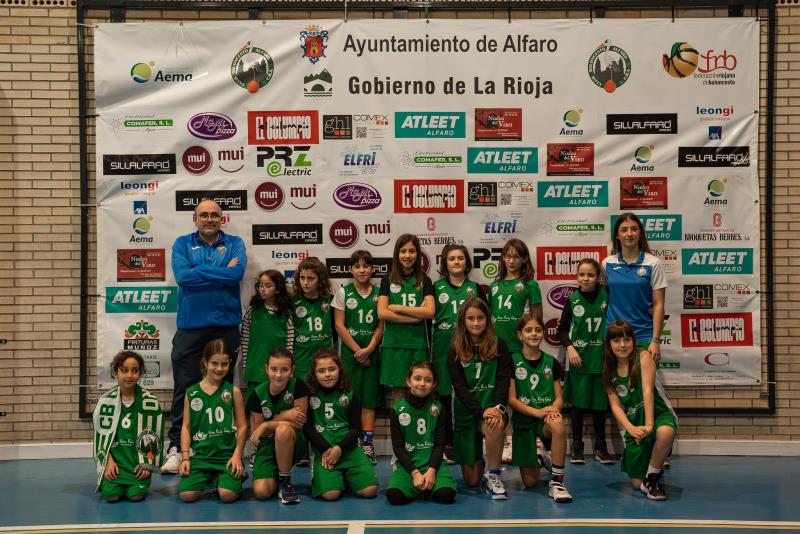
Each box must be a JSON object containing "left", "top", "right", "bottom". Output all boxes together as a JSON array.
[{"left": 602, "top": 213, "right": 667, "bottom": 363}]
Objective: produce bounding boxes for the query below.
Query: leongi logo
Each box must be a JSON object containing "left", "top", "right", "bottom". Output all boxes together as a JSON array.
[
  {"left": 182, "top": 146, "right": 212, "bottom": 175},
  {"left": 329, "top": 219, "right": 359, "bottom": 249},
  {"left": 255, "top": 182, "right": 284, "bottom": 211}
]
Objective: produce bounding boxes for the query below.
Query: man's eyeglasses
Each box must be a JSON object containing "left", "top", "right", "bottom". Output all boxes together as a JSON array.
[
  {"left": 197, "top": 212, "right": 222, "bottom": 221},
  {"left": 257, "top": 284, "right": 276, "bottom": 290}
]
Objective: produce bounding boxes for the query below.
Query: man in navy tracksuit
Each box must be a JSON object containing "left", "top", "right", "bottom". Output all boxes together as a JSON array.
[{"left": 161, "top": 199, "right": 247, "bottom": 473}]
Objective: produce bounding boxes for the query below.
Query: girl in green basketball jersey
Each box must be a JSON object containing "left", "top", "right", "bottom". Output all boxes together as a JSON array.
[
  {"left": 179, "top": 340, "right": 247, "bottom": 503},
  {"left": 432, "top": 244, "right": 486, "bottom": 461},
  {"left": 604, "top": 320, "right": 677, "bottom": 501},
  {"left": 387, "top": 361, "right": 457, "bottom": 505},
  {"left": 490, "top": 238, "right": 543, "bottom": 464},
  {"left": 248, "top": 348, "right": 309, "bottom": 504},
  {"left": 378, "top": 234, "right": 435, "bottom": 406},
  {"left": 94, "top": 351, "right": 164, "bottom": 503},
  {"left": 293, "top": 257, "right": 334, "bottom": 381},
  {"left": 304, "top": 348, "right": 379, "bottom": 500},
  {"left": 508, "top": 314, "right": 572, "bottom": 503},
  {"left": 241, "top": 269, "right": 293, "bottom": 404},
  {"left": 448, "top": 298, "right": 512, "bottom": 500},
  {"left": 333, "top": 250, "right": 385, "bottom": 465},
  {"left": 557, "top": 258, "right": 614, "bottom": 465}
]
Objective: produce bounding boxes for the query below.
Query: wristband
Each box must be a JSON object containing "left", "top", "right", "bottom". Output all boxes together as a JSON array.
[
  {"left": 181, "top": 459, "right": 190, "bottom": 463},
  {"left": 650, "top": 337, "right": 661, "bottom": 343}
]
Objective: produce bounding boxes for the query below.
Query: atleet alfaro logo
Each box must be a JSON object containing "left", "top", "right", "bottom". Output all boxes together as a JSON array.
[
  {"left": 538, "top": 181, "right": 608, "bottom": 208},
  {"left": 587, "top": 40, "right": 632, "bottom": 93},
  {"left": 682, "top": 248, "right": 753, "bottom": 275},
  {"left": 467, "top": 147, "right": 537, "bottom": 174},
  {"left": 395, "top": 112, "right": 466, "bottom": 138},
  {"left": 105, "top": 286, "right": 178, "bottom": 313},
  {"left": 103, "top": 154, "right": 176, "bottom": 176},
  {"left": 231, "top": 42, "right": 274, "bottom": 94}
]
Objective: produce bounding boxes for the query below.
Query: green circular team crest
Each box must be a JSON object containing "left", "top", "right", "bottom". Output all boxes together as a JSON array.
[
  {"left": 231, "top": 43, "right": 275, "bottom": 94},
  {"left": 588, "top": 42, "right": 632, "bottom": 93},
  {"left": 136, "top": 429, "right": 161, "bottom": 462}
]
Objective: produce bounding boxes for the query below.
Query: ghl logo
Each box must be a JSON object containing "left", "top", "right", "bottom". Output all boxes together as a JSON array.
[
  {"left": 587, "top": 40, "right": 632, "bottom": 93},
  {"left": 468, "top": 182, "right": 498, "bottom": 207},
  {"left": 231, "top": 42, "right": 274, "bottom": 94},
  {"left": 130, "top": 61, "right": 193, "bottom": 84}
]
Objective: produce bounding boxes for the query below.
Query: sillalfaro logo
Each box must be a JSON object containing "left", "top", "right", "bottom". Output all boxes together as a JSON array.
[
  {"left": 467, "top": 147, "right": 537, "bottom": 174},
  {"left": 610, "top": 214, "right": 681, "bottom": 241},
  {"left": 105, "top": 286, "right": 178, "bottom": 313},
  {"left": 682, "top": 248, "right": 753, "bottom": 275},
  {"left": 394, "top": 112, "right": 465, "bottom": 138},
  {"left": 538, "top": 181, "right": 608, "bottom": 207},
  {"left": 231, "top": 42, "right": 274, "bottom": 94},
  {"left": 678, "top": 147, "right": 749, "bottom": 168},
  {"left": 587, "top": 40, "right": 631, "bottom": 93}
]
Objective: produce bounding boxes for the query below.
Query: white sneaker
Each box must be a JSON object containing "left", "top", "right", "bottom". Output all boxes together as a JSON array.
[
  {"left": 536, "top": 438, "right": 552, "bottom": 473},
  {"left": 161, "top": 446, "right": 181, "bottom": 474},
  {"left": 483, "top": 471, "right": 508, "bottom": 500},
  {"left": 548, "top": 480, "right": 573, "bottom": 503},
  {"left": 501, "top": 437, "right": 513, "bottom": 464}
]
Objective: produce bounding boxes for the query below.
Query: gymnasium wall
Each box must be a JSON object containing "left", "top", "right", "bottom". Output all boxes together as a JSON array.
[{"left": 0, "top": 0, "right": 797, "bottom": 446}]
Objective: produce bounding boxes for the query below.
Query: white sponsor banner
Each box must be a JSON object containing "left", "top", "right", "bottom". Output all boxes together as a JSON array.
[{"left": 95, "top": 18, "right": 760, "bottom": 386}]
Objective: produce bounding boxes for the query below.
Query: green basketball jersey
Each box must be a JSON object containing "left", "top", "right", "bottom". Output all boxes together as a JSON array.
[
  {"left": 432, "top": 279, "right": 479, "bottom": 358},
  {"left": 341, "top": 283, "right": 379, "bottom": 354},
  {"left": 511, "top": 351, "right": 557, "bottom": 430},
  {"left": 392, "top": 396, "right": 442, "bottom": 470},
  {"left": 308, "top": 388, "right": 353, "bottom": 450},
  {"left": 245, "top": 306, "right": 290, "bottom": 383},
  {"left": 456, "top": 356, "right": 498, "bottom": 410},
  {"left": 568, "top": 288, "right": 608, "bottom": 374},
  {"left": 490, "top": 278, "right": 542, "bottom": 353},
  {"left": 293, "top": 295, "right": 333, "bottom": 371},
  {"left": 613, "top": 355, "right": 675, "bottom": 428},
  {"left": 109, "top": 401, "right": 138, "bottom": 473},
  {"left": 383, "top": 276, "right": 428, "bottom": 349},
  {"left": 186, "top": 381, "right": 237, "bottom": 462},
  {"left": 252, "top": 378, "right": 298, "bottom": 444}
]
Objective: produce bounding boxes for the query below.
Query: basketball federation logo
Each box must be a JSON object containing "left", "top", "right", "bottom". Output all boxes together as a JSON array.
[{"left": 662, "top": 42, "right": 699, "bottom": 78}]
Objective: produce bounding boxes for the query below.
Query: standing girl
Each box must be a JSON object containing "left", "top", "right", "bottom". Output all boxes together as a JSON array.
[
  {"left": 432, "top": 244, "right": 485, "bottom": 459},
  {"left": 248, "top": 348, "right": 309, "bottom": 504},
  {"left": 94, "top": 350, "right": 164, "bottom": 502},
  {"left": 603, "top": 213, "right": 667, "bottom": 363},
  {"left": 304, "top": 348, "right": 379, "bottom": 501},
  {"left": 557, "top": 258, "right": 614, "bottom": 465},
  {"left": 241, "top": 269, "right": 293, "bottom": 403},
  {"left": 489, "top": 238, "right": 542, "bottom": 463},
  {"left": 333, "top": 250, "right": 384, "bottom": 464},
  {"left": 448, "top": 298, "right": 512, "bottom": 500},
  {"left": 604, "top": 320, "right": 676, "bottom": 500},
  {"left": 378, "top": 234, "right": 435, "bottom": 406},
  {"left": 293, "top": 257, "right": 334, "bottom": 381},
  {"left": 178, "top": 339, "right": 247, "bottom": 503},
  {"left": 508, "top": 314, "right": 572, "bottom": 503},
  {"left": 387, "top": 361, "right": 457, "bottom": 505}
]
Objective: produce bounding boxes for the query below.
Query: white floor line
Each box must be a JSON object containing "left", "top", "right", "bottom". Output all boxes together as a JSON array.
[{"left": 346, "top": 521, "right": 366, "bottom": 534}]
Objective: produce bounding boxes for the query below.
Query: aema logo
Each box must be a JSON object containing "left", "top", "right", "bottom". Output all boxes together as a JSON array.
[
  {"left": 610, "top": 214, "right": 681, "bottom": 241},
  {"left": 682, "top": 248, "right": 753, "bottom": 275},
  {"left": 105, "top": 286, "right": 178, "bottom": 313},
  {"left": 538, "top": 181, "right": 608, "bottom": 208},
  {"left": 130, "top": 61, "right": 192, "bottom": 84},
  {"left": 467, "top": 147, "right": 537, "bottom": 174},
  {"left": 395, "top": 112, "right": 465, "bottom": 138}
]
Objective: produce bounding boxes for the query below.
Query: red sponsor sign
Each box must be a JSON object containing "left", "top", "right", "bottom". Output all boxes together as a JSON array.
[
  {"left": 116, "top": 249, "right": 166, "bottom": 282},
  {"left": 248, "top": 110, "right": 319, "bottom": 145},
  {"left": 546, "top": 143, "right": 594, "bottom": 176},
  {"left": 536, "top": 246, "right": 607, "bottom": 280},
  {"left": 681, "top": 312, "right": 753, "bottom": 348},
  {"left": 620, "top": 177, "right": 669, "bottom": 210},
  {"left": 475, "top": 108, "right": 523, "bottom": 141},
  {"left": 394, "top": 180, "right": 465, "bottom": 213}
]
